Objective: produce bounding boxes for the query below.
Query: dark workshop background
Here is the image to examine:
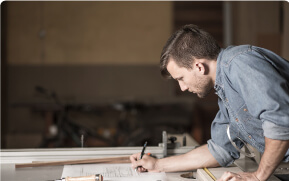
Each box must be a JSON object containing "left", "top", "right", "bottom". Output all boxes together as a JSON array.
[{"left": 1, "top": 1, "right": 289, "bottom": 148}]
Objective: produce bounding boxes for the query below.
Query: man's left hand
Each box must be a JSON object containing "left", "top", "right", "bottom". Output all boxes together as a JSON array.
[{"left": 217, "top": 171, "right": 260, "bottom": 181}]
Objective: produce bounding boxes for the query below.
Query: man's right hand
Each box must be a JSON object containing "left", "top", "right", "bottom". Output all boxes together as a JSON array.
[
  {"left": 130, "top": 152, "right": 160, "bottom": 172},
  {"left": 130, "top": 144, "right": 219, "bottom": 173}
]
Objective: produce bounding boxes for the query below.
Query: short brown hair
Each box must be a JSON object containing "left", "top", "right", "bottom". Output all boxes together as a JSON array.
[{"left": 160, "top": 24, "right": 221, "bottom": 78}]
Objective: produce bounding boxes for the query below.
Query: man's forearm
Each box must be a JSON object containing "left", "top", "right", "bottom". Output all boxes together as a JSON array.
[
  {"left": 155, "top": 144, "right": 220, "bottom": 172},
  {"left": 255, "top": 137, "right": 289, "bottom": 181}
]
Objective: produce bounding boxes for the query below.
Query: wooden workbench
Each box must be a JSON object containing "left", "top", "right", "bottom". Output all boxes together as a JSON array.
[{"left": 0, "top": 147, "right": 286, "bottom": 181}]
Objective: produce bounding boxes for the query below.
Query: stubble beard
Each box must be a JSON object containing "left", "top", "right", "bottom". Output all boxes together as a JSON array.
[
  {"left": 196, "top": 77, "right": 214, "bottom": 98},
  {"left": 197, "top": 86, "right": 213, "bottom": 98}
]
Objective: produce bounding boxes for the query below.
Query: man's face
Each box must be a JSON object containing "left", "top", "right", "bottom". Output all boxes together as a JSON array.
[{"left": 166, "top": 59, "right": 213, "bottom": 98}]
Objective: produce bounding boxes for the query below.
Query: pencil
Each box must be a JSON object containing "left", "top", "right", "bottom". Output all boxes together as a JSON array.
[
  {"left": 139, "top": 141, "right": 147, "bottom": 160},
  {"left": 203, "top": 167, "right": 217, "bottom": 181},
  {"left": 135, "top": 141, "right": 147, "bottom": 172}
]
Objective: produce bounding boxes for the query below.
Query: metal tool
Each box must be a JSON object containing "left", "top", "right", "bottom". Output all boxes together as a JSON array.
[
  {"left": 159, "top": 131, "right": 185, "bottom": 158},
  {"left": 162, "top": 131, "right": 167, "bottom": 157},
  {"left": 226, "top": 125, "right": 255, "bottom": 158}
]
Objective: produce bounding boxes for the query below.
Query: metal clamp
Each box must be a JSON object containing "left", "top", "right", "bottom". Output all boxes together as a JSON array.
[{"left": 227, "top": 125, "right": 255, "bottom": 158}]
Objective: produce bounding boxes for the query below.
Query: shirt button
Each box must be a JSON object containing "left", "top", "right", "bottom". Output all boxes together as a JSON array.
[
  {"left": 225, "top": 98, "right": 228, "bottom": 102},
  {"left": 235, "top": 118, "right": 239, "bottom": 122},
  {"left": 244, "top": 108, "right": 248, "bottom": 112},
  {"left": 248, "top": 135, "right": 252, "bottom": 139}
]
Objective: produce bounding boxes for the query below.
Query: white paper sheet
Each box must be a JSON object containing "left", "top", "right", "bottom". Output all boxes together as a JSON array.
[{"left": 61, "top": 163, "right": 167, "bottom": 181}]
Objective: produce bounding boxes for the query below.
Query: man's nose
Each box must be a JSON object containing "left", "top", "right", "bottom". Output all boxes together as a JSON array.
[{"left": 179, "top": 81, "right": 188, "bottom": 91}]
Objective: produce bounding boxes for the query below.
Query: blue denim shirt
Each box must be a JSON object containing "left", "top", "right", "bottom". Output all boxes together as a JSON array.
[{"left": 207, "top": 45, "right": 289, "bottom": 167}]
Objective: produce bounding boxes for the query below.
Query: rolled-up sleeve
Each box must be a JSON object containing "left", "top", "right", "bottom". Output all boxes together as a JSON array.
[
  {"left": 207, "top": 140, "right": 235, "bottom": 167},
  {"left": 228, "top": 48, "right": 289, "bottom": 140},
  {"left": 263, "top": 121, "right": 289, "bottom": 140}
]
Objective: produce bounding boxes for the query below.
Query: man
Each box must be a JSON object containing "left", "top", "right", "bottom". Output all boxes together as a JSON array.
[{"left": 130, "top": 24, "right": 289, "bottom": 181}]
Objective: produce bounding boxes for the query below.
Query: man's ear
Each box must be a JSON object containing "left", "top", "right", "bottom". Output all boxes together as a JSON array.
[{"left": 195, "top": 62, "right": 206, "bottom": 75}]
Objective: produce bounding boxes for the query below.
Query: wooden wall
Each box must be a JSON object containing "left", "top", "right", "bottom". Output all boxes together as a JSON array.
[
  {"left": 231, "top": 1, "right": 289, "bottom": 59},
  {"left": 6, "top": 1, "right": 172, "bottom": 65},
  {"left": 281, "top": 2, "right": 289, "bottom": 59}
]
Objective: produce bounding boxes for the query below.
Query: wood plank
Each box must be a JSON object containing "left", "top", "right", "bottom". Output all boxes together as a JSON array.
[
  {"left": 15, "top": 156, "right": 130, "bottom": 168},
  {"left": 196, "top": 169, "right": 214, "bottom": 181}
]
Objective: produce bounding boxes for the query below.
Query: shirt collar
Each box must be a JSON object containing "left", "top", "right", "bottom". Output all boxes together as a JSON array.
[{"left": 214, "top": 48, "right": 224, "bottom": 91}]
